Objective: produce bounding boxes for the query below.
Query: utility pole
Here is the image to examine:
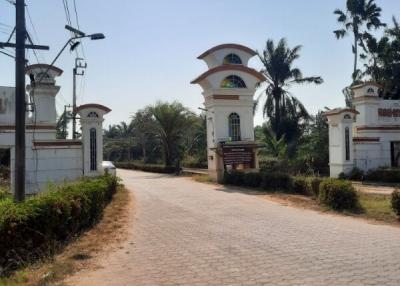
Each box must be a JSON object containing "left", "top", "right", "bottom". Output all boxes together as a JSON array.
[
  {"left": 72, "top": 57, "right": 86, "bottom": 139},
  {"left": 14, "top": 0, "right": 26, "bottom": 202},
  {"left": 0, "top": 0, "right": 49, "bottom": 202}
]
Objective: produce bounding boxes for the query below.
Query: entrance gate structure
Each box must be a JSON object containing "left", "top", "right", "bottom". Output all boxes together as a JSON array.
[
  {"left": 0, "top": 64, "right": 111, "bottom": 194},
  {"left": 325, "top": 82, "right": 400, "bottom": 177},
  {"left": 191, "top": 44, "right": 265, "bottom": 182}
]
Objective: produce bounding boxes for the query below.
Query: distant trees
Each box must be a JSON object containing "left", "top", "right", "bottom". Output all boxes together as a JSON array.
[{"left": 103, "top": 101, "right": 207, "bottom": 169}]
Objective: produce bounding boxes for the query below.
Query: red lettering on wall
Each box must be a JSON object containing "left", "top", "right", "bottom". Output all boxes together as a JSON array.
[{"left": 378, "top": 108, "right": 400, "bottom": 117}]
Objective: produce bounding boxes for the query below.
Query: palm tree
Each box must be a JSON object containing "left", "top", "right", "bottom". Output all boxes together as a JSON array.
[
  {"left": 131, "top": 107, "right": 155, "bottom": 163},
  {"left": 150, "top": 101, "right": 195, "bottom": 167},
  {"left": 333, "top": 0, "right": 386, "bottom": 81},
  {"left": 258, "top": 38, "right": 323, "bottom": 140}
]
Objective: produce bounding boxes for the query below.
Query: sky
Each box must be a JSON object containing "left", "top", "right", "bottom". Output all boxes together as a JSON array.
[{"left": 0, "top": 0, "right": 399, "bottom": 128}]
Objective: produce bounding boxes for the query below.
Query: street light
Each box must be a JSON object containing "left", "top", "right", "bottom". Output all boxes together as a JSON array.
[{"left": 33, "top": 25, "right": 105, "bottom": 84}]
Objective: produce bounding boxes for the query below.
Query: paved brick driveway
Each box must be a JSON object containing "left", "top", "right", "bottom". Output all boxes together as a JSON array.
[{"left": 67, "top": 169, "right": 400, "bottom": 286}]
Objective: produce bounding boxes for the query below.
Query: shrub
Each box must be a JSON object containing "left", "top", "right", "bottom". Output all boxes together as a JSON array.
[
  {"left": 261, "top": 172, "right": 293, "bottom": 191},
  {"left": 348, "top": 167, "right": 364, "bottom": 181},
  {"left": 364, "top": 168, "right": 400, "bottom": 183},
  {"left": 223, "top": 171, "right": 244, "bottom": 186},
  {"left": 391, "top": 190, "right": 400, "bottom": 217},
  {"left": 0, "top": 176, "right": 118, "bottom": 275},
  {"left": 309, "top": 177, "right": 322, "bottom": 197},
  {"left": 0, "top": 188, "right": 10, "bottom": 201},
  {"left": 318, "top": 178, "right": 358, "bottom": 211},
  {"left": 115, "top": 162, "right": 175, "bottom": 174},
  {"left": 292, "top": 176, "right": 309, "bottom": 194},
  {"left": 242, "top": 172, "right": 262, "bottom": 188}
]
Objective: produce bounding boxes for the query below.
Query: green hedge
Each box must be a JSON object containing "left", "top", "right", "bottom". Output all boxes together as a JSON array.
[
  {"left": 0, "top": 176, "right": 118, "bottom": 275},
  {"left": 115, "top": 162, "right": 175, "bottom": 174},
  {"left": 318, "top": 178, "right": 358, "bottom": 211},
  {"left": 223, "top": 172, "right": 323, "bottom": 195},
  {"left": 223, "top": 171, "right": 360, "bottom": 211},
  {"left": 260, "top": 172, "right": 292, "bottom": 191},
  {"left": 224, "top": 171, "right": 293, "bottom": 191},
  {"left": 391, "top": 190, "right": 400, "bottom": 217},
  {"left": 364, "top": 168, "right": 400, "bottom": 183}
]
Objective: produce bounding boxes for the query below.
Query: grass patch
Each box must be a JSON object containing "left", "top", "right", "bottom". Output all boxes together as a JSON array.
[
  {"left": 0, "top": 186, "right": 132, "bottom": 286},
  {"left": 192, "top": 174, "right": 213, "bottom": 184},
  {"left": 358, "top": 193, "right": 397, "bottom": 222}
]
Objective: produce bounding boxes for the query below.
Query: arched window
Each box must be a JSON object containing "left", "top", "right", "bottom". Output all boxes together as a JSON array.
[
  {"left": 88, "top": 111, "right": 99, "bottom": 118},
  {"left": 223, "top": 53, "right": 242, "bottom": 65},
  {"left": 221, "top": 75, "right": 246, "bottom": 88},
  {"left": 345, "top": 127, "right": 350, "bottom": 161},
  {"left": 228, "top": 113, "right": 241, "bottom": 141},
  {"left": 344, "top": 114, "right": 351, "bottom": 119},
  {"left": 90, "top": 128, "right": 97, "bottom": 171},
  {"left": 367, "top": 88, "right": 375, "bottom": 94}
]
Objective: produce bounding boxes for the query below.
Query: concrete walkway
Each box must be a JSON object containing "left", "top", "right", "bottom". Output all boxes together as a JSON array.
[{"left": 67, "top": 169, "right": 400, "bottom": 286}]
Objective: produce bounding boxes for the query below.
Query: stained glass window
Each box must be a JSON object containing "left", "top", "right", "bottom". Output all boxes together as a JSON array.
[
  {"left": 229, "top": 113, "right": 241, "bottom": 141},
  {"left": 221, "top": 75, "right": 246, "bottom": 88},
  {"left": 90, "top": 128, "right": 97, "bottom": 171},
  {"left": 223, "top": 54, "right": 242, "bottom": 65}
]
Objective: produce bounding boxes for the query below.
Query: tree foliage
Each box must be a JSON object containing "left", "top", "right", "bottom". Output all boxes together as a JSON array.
[
  {"left": 333, "top": 0, "right": 386, "bottom": 82},
  {"left": 362, "top": 17, "right": 400, "bottom": 99},
  {"left": 257, "top": 38, "right": 323, "bottom": 140}
]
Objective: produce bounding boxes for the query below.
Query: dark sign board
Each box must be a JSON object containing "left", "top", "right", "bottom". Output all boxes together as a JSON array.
[{"left": 223, "top": 146, "right": 254, "bottom": 165}]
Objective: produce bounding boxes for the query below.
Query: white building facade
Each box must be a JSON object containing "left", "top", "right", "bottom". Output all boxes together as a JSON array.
[
  {"left": 0, "top": 64, "right": 110, "bottom": 194},
  {"left": 325, "top": 82, "right": 400, "bottom": 177},
  {"left": 192, "top": 44, "right": 265, "bottom": 182}
]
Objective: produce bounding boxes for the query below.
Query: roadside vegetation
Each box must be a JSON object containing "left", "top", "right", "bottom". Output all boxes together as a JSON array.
[
  {"left": 0, "top": 176, "right": 118, "bottom": 278},
  {"left": 0, "top": 186, "right": 131, "bottom": 286},
  {"left": 201, "top": 172, "right": 399, "bottom": 224}
]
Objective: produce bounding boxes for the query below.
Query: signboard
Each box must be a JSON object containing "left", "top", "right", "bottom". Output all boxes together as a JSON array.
[
  {"left": 378, "top": 108, "right": 400, "bottom": 118},
  {"left": 223, "top": 146, "right": 254, "bottom": 165}
]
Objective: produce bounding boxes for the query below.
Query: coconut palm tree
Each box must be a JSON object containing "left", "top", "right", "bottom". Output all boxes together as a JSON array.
[
  {"left": 258, "top": 38, "right": 323, "bottom": 140},
  {"left": 333, "top": 0, "right": 386, "bottom": 81}
]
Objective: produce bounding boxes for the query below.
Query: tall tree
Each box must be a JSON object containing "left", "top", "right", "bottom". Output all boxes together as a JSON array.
[
  {"left": 333, "top": 0, "right": 386, "bottom": 81},
  {"left": 258, "top": 38, "right": 323, "bottom": 140}
]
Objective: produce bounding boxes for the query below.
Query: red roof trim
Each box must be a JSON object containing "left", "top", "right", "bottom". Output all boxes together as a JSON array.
[
  {"left": 197, "top": 44, "right": 257, "bottom": 59},
  {"left": 25, "top": 64, "right": 63, "bottom": 76},
  {"left": 351, "top": 82, "right": 383, "bottom": 90},
  {"left": 0, "top": 125, "right": 56, "bottom": 131},
  {"left": 357, "top": 126, "right": 400, "bottom": 131},
  {"left": 191, "top": 65, "right": 265, "bottom": 84},
  {"left": 324, "top": 108, "right": 360, "bottom": 116},
  {"left": 34, "top": 140, "right": 82, "bottom": 147},
  {"left": 353, "top": 137, "right": 380, "bottom": 142},
  {"left": 75, "top": 104, "right": 111, "bottom": 114}
]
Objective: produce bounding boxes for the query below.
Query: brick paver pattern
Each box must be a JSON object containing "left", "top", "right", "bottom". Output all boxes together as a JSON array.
[{"left": 68, "top": 169, "right": 400, "bottom": 286}]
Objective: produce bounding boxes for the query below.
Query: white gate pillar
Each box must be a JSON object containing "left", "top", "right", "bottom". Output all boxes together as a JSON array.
[{"left": 76, "top": 104, "right": 111, "bottom": 176}]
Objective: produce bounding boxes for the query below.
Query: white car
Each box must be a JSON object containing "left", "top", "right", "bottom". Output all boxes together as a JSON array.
[{"left": 102, "top": 161, "right": 116, "bottom": 176}]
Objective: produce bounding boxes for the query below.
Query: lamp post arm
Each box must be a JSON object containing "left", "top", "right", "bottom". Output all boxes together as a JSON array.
[{"left": 35, "top": 36, "right": 83, "bottom": 85}]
